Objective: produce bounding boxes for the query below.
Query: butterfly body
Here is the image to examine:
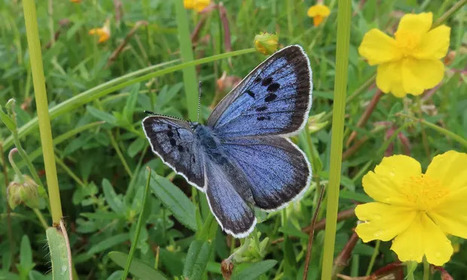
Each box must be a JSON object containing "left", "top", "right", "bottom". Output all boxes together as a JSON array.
[{"left": 143, "top": 45, "right": 312, "bottom": 237}]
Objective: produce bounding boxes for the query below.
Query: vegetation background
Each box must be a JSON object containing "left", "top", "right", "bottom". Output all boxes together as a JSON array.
[{"left": 0, "top": 0, "right": 465, "bottom": 279}]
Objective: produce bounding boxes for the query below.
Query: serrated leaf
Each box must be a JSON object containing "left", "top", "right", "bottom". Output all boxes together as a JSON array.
[
  {"left": 183, "top": 240, "right": 211, "bottom": 280},
  {"left": 150, "top": 173, "right": 197, "bottom": 231},
  {"left": 231, "top": 260, "right": 278, "bottom": 280},
  {"left": 108, "top": 251, "right": 167, "bottom": 280}
]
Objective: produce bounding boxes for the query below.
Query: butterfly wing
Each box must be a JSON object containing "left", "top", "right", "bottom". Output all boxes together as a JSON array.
[
  {"left": 221, "top": 136, "right": 311, "bottom": 210},
  {"left": 207, "top": 45, "right": 312, "bottom": 137},
  {"left": 142, "top": 116, "right": 205, "bottom": 189},
  {"left": 204, "top": 157, "right": 256, "bottom": 237}
]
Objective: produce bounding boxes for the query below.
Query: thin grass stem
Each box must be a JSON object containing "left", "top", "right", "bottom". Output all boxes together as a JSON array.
[
  {"left": 321, "top": 1, "right": 351, "bottom": 279},
  {"left": 23, "top": 0, "right": 62, "bottom": 224}
]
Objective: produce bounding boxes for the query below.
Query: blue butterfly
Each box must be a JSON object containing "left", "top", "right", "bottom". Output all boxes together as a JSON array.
[{"left": 143, "top": 45, "right": 312, "bottom": 238}]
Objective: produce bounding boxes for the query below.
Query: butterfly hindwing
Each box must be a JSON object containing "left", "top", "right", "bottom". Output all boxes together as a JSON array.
[
  {"left": 207, "top": 45, "right": 312, "bottom": 137},
  {"left": 204, "top": 158, "right": 256, "bottom": 237},
  {"left": 221, "top": 136, "right": 311, "bottom": 210},
  {"left": 142, "top": 116, "right": 205, "bottom": 189}
]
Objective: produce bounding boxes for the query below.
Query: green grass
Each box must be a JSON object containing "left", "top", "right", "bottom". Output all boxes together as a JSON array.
[{"left": 0, "top": 0, "right": 466, "bottom": 279}]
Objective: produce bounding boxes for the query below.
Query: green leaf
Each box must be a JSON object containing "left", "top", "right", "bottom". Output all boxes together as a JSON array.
[
  {"left": 183, "top": 240, "right": 211, "bottom": 280},
  {"left": 102, "top": 179, "right": 125, "bottom": 214},
  {"left": 0, "top": 105, "right": 16, "bottom": 132},
  {"left": 128, "top": 137, "right": 146, "bottom": 158},
  {"left": 46, "top": 227, "right": 71, "bottom": 280},
  {"left": 123, "top": 84, "right": 140, "bottom": 123},
  {"left": 88, "top": 233, "right": 129, "bottom": 255},
  {"left": 108, "top": 251, "right": 168, "bottom": 280},
  {"left": 150, "top": 173, "right": 197, "bottom": 231},
  {"left": 339, "top": 190, "right": 372, "bottom": 203},
  {"left": 231, "top": 260, "right": 278, "bottom": 280},
  {"left": 87, "top": 106, "right": 117, "bottom": 125},
  {"left": 18, "top": 235, "right": 35, "bottom": 279}
]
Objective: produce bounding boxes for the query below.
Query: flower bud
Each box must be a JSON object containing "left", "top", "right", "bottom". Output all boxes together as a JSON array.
[
  {"left": 7, "top": 175, "right": 39, "bottom": 210},
  {"left": 254, "top": 32, "right": 279, "bottom": 55}
]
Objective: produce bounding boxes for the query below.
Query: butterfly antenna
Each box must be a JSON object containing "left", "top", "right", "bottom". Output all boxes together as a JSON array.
[
  {"left": 144, "top": 110, "right": 156, "bottom": 115},
  {"left": 197, "top": 81, "right": 202, "bottom": 122}
]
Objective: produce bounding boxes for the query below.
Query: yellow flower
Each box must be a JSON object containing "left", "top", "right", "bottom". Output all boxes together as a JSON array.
[
  {"left": 359, "top": 12, "right": 450, "bottom": 97},
  {"left": 307, "top": 4, "right": 330, "bottom": 27},
  {"left": 89, "top": 20, "right": 111, "bottom": 43},
  {"left": 184, "top": 0, "right": 210, "bottom": 12},
  {"left": 254, "top": 32, "right": 279, "bottom": 55},
  {"left": 355, "top": 151, "right": 467, "bottom": 266}
]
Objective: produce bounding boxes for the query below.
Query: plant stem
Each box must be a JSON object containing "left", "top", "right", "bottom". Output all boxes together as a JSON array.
[
  {"left": 433, "top": 0, "right": 466, "bottom": 27},
  {"left": 121, "top": 168, "right": 151, "bottom": 280},
  {"left": 423, "top": 258, "right": 430, "bottom": 280},
  {"left": 365, "top": 240, "right": 380, "bottom": 276},
  {"left": 22, "top": 0, "right": 62, "bottom": 225},
  {"left": 321, "top": 1, "right": 351, "bottom": 279}
]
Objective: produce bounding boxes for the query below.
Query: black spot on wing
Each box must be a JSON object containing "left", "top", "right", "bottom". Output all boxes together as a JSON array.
[
  {"left": 246, "top": 90, "right": 255, "bottom": 98},
  {"left": 257, "top": 116, "right": 271, "bottom": 121},
  {"left": 267, "top": 82, "right": 280, "bottom": 92},
  {"left": 167, "top": 131, "right": 174, "bottom": 137},
  {"left": 170, "top": 138, "right": 176, "bottom": 146},
  {"left": 255, "top": 106, "right": 268, "bottom": 112},
  {"left": 177, "top": 145, "right": 184, "bottom": 152},
  {"left": 254, "top": 77, "right": 262, "bottom": 83},
  {"left": 261, "top": 77, "right": 273, "bottom": 86},
  {"left": 264, "top": 93, "right": 277, "bottom": 102}
]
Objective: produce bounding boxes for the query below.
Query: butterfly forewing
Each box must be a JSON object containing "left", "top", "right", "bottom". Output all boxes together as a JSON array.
[
  {"left": 142, "top": 116, "right": 205, "bottom": 189},
  {"left": 207, "top": 45, "right": 312, "bottom": 137}
]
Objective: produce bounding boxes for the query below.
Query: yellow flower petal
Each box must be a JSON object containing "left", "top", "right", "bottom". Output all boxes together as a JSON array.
[
  {"left": 396, "top": 12, "right": 433, "bottom": 35},
  {"left": 425, "top": 151, "right": 467, "bottom": 192},
  {"left": 355, "top": 202, "right": 415, "bottom": 242},
  {"left": 183, "top": 0, "right": 195, "bottom": 9},
  {"left": 430, "top": 187, "right": 467, "bottom": 239},
  {"left": 401, "top": 58, "right": 444, "bottom": 95},
  {"left": 391, "top": 213, "right": 453, "bottom": 266},
  {"left": 414, "top": 25, "right": 451, "bottom": 60},
  {"left": 362, "top": 155, "right": 422, "bottom": 203},
  {"left": 376, "top": 61, "right": 406, "bottom": 97},
  {"left": 307, "top": 4, "right": 330, "bottom": 17},
  {"left": 358, "top": 29, "right": 401, "bottom": 65},
  {"left": 313, "top": 16, "right": 324, "bottom": 27}
]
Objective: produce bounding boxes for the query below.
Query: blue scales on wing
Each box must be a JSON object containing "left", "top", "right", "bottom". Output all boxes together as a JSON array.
[
  {"left": 221, "top": 136, "right": 311, "bottom": 210},
  {"left": 142, "top": 116, "right": 205, "bottom": 189},
  {"left": 204, "top": 157, "right": 256, "bottom": 237},
  {"left": 207, "top": 45, "right": 312, "bottom": 138}
]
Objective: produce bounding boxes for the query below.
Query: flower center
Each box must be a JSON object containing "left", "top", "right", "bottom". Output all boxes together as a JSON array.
[
  {"left": 395, "top": 30, "right": 421, "bottom": 56},
  {"left": 402, "top": 174, "right": 449, "bottom": 211}
]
